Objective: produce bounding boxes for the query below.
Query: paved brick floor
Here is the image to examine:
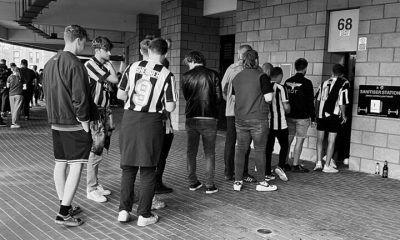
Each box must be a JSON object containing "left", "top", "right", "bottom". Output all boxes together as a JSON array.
[{"left": 0, "top": 106, "right": 400, "bottom": 240}]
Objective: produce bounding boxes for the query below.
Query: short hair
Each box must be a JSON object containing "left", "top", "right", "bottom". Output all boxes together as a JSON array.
[
  {"left": 162, "top": 58, "right": 170, "bottom": 69},
  {"left": 332, "top": 64, "right": 345, "bottom": 77},
  {"left": 21, "top": 59, "right": 28, "bottom": 66},
  {"left": 242, "top": 50, "right": 258, "bottom": 69},
  {"left": 140, "top": 38, "right": 151, "bottom": 56},
  {"left": 262, "top": 62, "right": 273, "bottom": 73},
  {"left": 294, "top": 58, "right": 308, "bottom": 71},
  {"left": 184, "top": 51, "right": 206, "bottom": 65},
  {"left": 271, "top": 67, "right": 283, "bottom": 78},
  {"left": 0, "top": 59, "right": 5, "bottom": 63},
  {"left": 238, "top": 44, "right": 253, "bottom": 59},
  {"left": 64, "top": 25, "right": 88, "bottom": 42},
  {"left": 92, "top": 36, "right": 113, "bottom": 51},
  {"left": 10, "top": 63, "right": 16, "bottom": 67},
  {"left": 149, "top": 38, "right": 169, "bottom": 55}
]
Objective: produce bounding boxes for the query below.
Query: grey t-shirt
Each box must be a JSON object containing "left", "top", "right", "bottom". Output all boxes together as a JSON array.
[{"left": 7, "top": 74, "right": 24, "bottom": 96}]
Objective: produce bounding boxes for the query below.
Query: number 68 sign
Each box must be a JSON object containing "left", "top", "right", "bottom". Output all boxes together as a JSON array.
[{"left": 328, "top": 9, "right": 359, "bottom": 52}]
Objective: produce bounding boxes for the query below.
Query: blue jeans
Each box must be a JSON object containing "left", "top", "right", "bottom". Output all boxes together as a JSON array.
[
  {"left": 186, "top": 118, "right": 217, "bottom": 188},
  {"left": 235, "top": 119, "right": 269, "bottom": 182}
]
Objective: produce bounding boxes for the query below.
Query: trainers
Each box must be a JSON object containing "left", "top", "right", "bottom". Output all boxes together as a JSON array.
[
  {"left": 189, "top": 181, "right": 203, "bottom": 191},
  {"left": 292, "top": 165, "right": 309, "bottom": 173},
  {"left": 87, "top": 190, "right": 107, "bottom": 203},
  {"left": 243, "top": 174, "right": 256, "bottom": 183},
  {"left": 322, "top": 165, "right": 339, "bottom": 173},
  {"left": 69, "top": 206, "right": 82, "bottom": 216},
  {"left": 155, "top": 183, "right": 173, "bottom": 194},
  {"left": 118, "top": 210, "right": 131, "bottom": 223},
  {"left": 205, "top": 185, "right": 218, "bottom": 194},
  {"left": 137, "top": 214, "right": 159, "bottom": 227},
  {"left": 330, "top": 159, "right": 337, "bottom": 169},
  {"left": 151, "top": 196, "right": 166, "bottom": 210},
  {"left": 55, "top": 214, "right": 83, "bottom": 227},
  {"left": 275, "top": 167, "right": 288, "bottom": 181},
  {"left": 97, "top": 185, "right": 111, "bottom": 196},
  {"left": 10, "top": 124, "right": 20, "bottom": 129},
  {"left": 256, "top": 181, "right": 278, "bottom": 192},
  {"left": 313, "top": 161, "right": 323, "bottom": 171},
  {"left": 265, "top": 174, "right": 276, "bottom": 181},
  {"left": 284, "top": 163, "right": 291, "bottom": 172},
  {"left": 343, "top": 158, "right": 349, "bottom": 165},
  {"left": 233, "top": 181, "right": 243, "bottom": 191}
]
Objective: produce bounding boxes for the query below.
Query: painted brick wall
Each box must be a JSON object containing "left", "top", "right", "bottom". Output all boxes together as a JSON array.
[{"left": 161, "top": 0, "right": 220, "bottom": 130}]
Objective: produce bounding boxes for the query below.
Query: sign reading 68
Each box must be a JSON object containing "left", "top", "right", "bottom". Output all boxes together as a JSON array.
[{"left": 133, "top": 79, "right": 153, "bottom": 107}]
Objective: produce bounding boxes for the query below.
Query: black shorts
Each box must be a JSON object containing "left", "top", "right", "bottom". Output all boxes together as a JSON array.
[
  {"left": 317, "top": 116, "right": 341, "bottom": 133},
  {"left": 52, "top": 130, "right": 92, "bottom": 164}
]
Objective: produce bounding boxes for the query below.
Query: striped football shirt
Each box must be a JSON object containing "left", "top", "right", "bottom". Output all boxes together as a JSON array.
[
  {"left": 119, "top": 60, "right": 177, "bottom": 113},
  {"left": 270, "top": 82, "right": 289, "bottom": 130},
  {"left": 84, "top": 57, "right": 111, "bottom": 108},
  {"left": 315, "top": 77, "right": 350, "bottom": 118}
]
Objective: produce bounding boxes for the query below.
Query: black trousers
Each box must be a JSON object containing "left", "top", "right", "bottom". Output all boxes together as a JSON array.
[
  {"left": 265, "top": 128, "right": 289, "bottom": 174},
  {"left": 22, "top": 90, "right": 33, "bottom": 117},
  {"left": 119, "top": 166, "right": 156, "bottom": 217},
  {"left": 155, "top": 133, "right": 174, "bottom": 184},
  {"left": 0, "top": 89, "right": 9, "bottom": 113},
  {"left": 224, "top": 116, "right": 250, "bottom": 178}
]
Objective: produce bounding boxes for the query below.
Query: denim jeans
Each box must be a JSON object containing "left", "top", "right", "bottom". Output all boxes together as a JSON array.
[
  {"left": 186, "top": 118, "right": 217, "bottom": 188},
  {"left": 224, "top": 116, "right": 251, "bottom": 178},
  {"left": 235, "top": 119, "right": 269, "bottom": 182},
  {"left": 87, "top": 152, "right": 102, "bottom": 192}
]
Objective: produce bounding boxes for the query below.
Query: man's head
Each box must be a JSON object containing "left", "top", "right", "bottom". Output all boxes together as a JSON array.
[
  {"left": 139, "top": 38, "right": 151, "bottom": 59},
  {"left": 148, "top": 38, "right": 169, "bottom": 61},
  {"left": 294, "top": 58, "right": 308, "bottom": 74},
  {"left": 0, "top": 59, "right": 6, "bottom": 65},
  {"left": 271, "top": 67, "right": 283, "bottom": 83},
  {"left": 238, "top": 44, "right": 252, "bottom": 61},
  {"left": 92, "top": 36, "right": 113, "bottom": 62},
  {"left": 63, "top": 25, "right": 89, "bottom": 54},
  {"left": 183, "top": 51, "right": 206, "bottom": 70},
  {"left": 242, "top": 50, "right": 259, "bottom": 69},
  {"left": 262, "top": 62, "right": 273, "bottom": 76},
  {"left": 332, "top": 64, "right": 345, "bottom": 77},
  {"left": 10, "top": 63, "right": 17, "bottom": 72},
  {"left": 21, "top": 59, "right": 28, "bottom": 67}
]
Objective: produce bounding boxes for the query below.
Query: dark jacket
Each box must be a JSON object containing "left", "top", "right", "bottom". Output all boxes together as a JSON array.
[
  {"left": 0, "top": 64, "right": 11, "bottom": 91},
  {"left": 43, "top": 51, "right": 96, "bottom": 125},
  {"left": 284, "top": 73, "right": 316, "bottom": 121},
  {"left": 181, "top": 65, "right": 222, "bottom": 119},
  {"left": 19, "top": 67, "right": 36, "bottom": 92}
]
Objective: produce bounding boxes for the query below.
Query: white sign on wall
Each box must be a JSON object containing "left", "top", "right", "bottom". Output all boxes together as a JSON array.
[{"left": 328, "top": 9, "right": 360, "bottom": 52}]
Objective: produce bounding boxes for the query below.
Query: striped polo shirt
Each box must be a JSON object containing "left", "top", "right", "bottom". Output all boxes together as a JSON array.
[
  {"left": 84, "top": 57, "right": 111, "bottom": 108},
  {"left": 119, "top": 60, "right": 177, "bottom": 113},
  {"left": 270, "top": 81, "right": 289, "bottom": 130},
  {"left": 315, "top": 77, "right": 350, "bottom": 118}
]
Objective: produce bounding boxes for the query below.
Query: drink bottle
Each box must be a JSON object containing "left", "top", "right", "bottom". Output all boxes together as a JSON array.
[
  {"left": 382, "top": 161, "right": 388, "bottom": 178},
  {"left": 375, "top": 163, "right": 380, "bottom": 175}
]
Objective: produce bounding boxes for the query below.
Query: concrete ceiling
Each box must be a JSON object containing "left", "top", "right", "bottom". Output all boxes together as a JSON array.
[{"left": 0, "top": 0, "right": 163, "bottom": 32}]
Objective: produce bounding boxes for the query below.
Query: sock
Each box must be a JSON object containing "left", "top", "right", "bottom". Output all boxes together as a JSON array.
[{"left": 59, "top": 205, "right": 71, "bottom": 216}]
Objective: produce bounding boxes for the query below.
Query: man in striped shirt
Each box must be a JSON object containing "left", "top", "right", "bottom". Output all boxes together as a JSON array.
[
  {"left": 265, "top": 67, "right": 290, "bottom": 182},
  {"left": 117, "top": 38, "right": 176, "bottom": 226},
  {"left": 84, "top": 36, "right": 119, "bottom": 203},
  {"left": 314, "top": 64, "right": 350, "bottom": 173}
]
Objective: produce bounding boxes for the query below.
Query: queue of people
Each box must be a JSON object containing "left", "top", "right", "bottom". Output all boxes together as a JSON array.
[{"left": 41, "top": 24, "right": 350, "bottom": 228}]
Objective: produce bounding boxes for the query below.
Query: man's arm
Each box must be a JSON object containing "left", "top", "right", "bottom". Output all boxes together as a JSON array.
[
  {"left": 306, "top": 80, "right": 316, "bottom": 122},
  {"left": 117, "top": 64, "right": 131, "bottom": 102},
  {"left": 70, "top": 66, "right": 91, "bottom": 129},
  {"left": 164, "top": 73, "right": 177, "bottom": 113},
  {"left": 339, "top": 81, "right": 351, "bottom": 124},
  {"left": 214, "top": 71, "right": 222, "bottom": 104},
  {"left": 104, "top": 61, "right": 119, "bottom": 84},
  {"left": 260, "top": 74, "right": 274, "bottom": 103},
  {"left": 221, "top": 67, "right": 232, "bottom": 100}
]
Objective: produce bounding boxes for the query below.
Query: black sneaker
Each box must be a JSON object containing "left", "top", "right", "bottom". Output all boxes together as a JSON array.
[
  {"left": 292, "top": 165, "right": 309, "bottom": 173},
  {"left": 205, "top": 185, "right": 218, "bottom": 194},
  {"left": 155, "top": 183, "right": 173, "bottom": 194},
  {"left": 189, "top": 181, "right": 203, "bottom": 191},
  {"left": 69, "top": 206, "right": 82, "bottom": 216},
  {"left": 284, "top": 164, "right": 292, "bottom": 172},
  {"left": 55, "top": 214, "right": 83, "bottom": 227}
]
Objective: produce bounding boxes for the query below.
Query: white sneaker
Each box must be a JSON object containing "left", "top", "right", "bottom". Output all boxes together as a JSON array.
[
  {"left": 275, "top": 167, "right": 288, "bottom": 181},
  {"left": 313, "top": 161, "right": 323, "bottom": 171},
  {"left": 322, "top": 165, "right": 339, "bottom": 173},
  {"left": 137, "top": 214, "right": 159, "bottom": 227},
  {"left": 343, "top": 158, "right": 349, "bottom": 165},
  {"left": 87, "top": 190, "right": 107, "bottom": 203},
  {"left": 97, "top": 185, "right": 111, "bottom": 196},
  {"left": 330, "top": 159, "right": 337, "bottom": 169},
  {"left": 10, "top": 124, "right": 21, "bottom": 129},
  {"left": 256, "top": 181, "right": 277, "bottom": 192},
  {"left": 151, "top": 196, "right": 166, "bottom": 210},
  {"left": 233, "top": 181, "right": 243, "bottom": 191},
  {"left": 118, "top": 210, "right": 131, "bottom": 223}
]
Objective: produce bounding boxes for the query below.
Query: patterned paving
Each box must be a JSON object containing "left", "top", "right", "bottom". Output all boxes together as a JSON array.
[{"left": 0, "top": 106, "right": 400, "bottom": 240}]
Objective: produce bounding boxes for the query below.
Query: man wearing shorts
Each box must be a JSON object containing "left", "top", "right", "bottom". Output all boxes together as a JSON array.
[
  {"left": 314, "top": 64, "right": 350, "bottom": 173},
  {"left": 43, "top": 25, "right": 93, "bottom": 227},
  {"left": 284, "top": 58, "right": 316, "bottom": 173},
  {"left": 117, "top": 38, "right": 176, "bottom": 226}
]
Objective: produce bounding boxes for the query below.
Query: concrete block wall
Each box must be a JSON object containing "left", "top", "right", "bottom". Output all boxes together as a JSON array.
[
  {"left": 161, "top": 0, "right": 220, "bottom": 130},
  {"left": 219, "top": 12, "right": 237, "bottom": 36}
]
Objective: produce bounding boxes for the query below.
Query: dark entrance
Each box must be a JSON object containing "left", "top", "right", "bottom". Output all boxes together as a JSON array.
[{"left": 217, "top": 34, "right": 235, "bottom": 130}]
